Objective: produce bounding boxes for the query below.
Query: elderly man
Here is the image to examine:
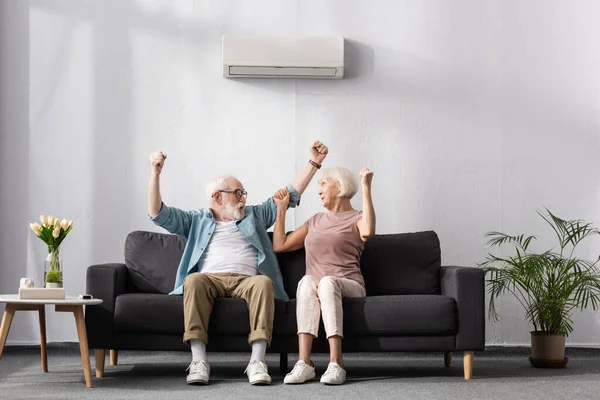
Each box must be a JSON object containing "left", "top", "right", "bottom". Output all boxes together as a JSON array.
[{"left": 147, "top": 141, "right": 328, "bottom": 385}]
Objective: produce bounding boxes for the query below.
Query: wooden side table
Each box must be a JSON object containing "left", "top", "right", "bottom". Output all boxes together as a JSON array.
[{"left": 0, "top": 294, "right": 103, "bottom": 388}]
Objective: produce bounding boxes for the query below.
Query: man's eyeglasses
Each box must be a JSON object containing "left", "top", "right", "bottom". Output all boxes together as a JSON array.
[{"left": 219, "top": 189, "right": 248, "bottom": 199}]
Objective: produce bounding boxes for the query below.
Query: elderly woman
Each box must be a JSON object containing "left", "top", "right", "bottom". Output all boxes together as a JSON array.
[{"left": 272, "top": 167, "right": 375, "bottom": 385}]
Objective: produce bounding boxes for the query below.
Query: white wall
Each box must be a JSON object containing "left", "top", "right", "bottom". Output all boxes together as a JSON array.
[{"left": 1, "top": 0, "right": 600, "bottom": 346}]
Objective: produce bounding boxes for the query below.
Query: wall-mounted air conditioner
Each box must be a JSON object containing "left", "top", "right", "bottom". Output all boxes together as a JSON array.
[{"left": 222, "top": 35, "right": 344, "bottom": 79}]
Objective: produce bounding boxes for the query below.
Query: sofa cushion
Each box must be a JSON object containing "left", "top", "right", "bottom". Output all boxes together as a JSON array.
[
  {"left": 276, "top": 248, "right": 307, "bottom": 300},
  {"left": 124, "top": 231, "right": 185, "bottom": 294},
  {"left": 360, "top": 231, "right": 441, "bottom": 295},
  {"left": 287, "top": 295, "right": 457, "bottom": 336},
  {"left": 113, "top": 293, "right": 292, "bottom": 335}
]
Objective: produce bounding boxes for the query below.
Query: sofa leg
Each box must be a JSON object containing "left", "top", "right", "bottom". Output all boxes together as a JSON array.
[
  {"left": 110, "top": 349, "right": 118, "bottom": 366},
  {"left": 463, "top": 351, "right": 474, "bottom": 379},
  {"left": 280, "top": 352, "right": 288, "bottom": 373},
  {"left": 95, "top": 349, "right": 106, "bottom": 378},
  {"left": 444, "top": 352, "right": 452, "bottom": 368}
]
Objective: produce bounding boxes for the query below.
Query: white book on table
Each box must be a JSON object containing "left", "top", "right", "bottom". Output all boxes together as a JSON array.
[{"left": 18, "top": 288, "right": 65, "bottom": 300}]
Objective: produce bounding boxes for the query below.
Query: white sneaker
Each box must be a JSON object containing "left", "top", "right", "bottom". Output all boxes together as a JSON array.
[
  {"left": 284, "top": 360, "right": 316, "bottom": 384},
  {"left": 320, "top": 362, "right": 346, "bottom": 385},
  {"left": 186, "top": 360, "right": 210, "bottom": 385},
  {"left": 245, "top": 360, "right": 272, "bottom": 385}
]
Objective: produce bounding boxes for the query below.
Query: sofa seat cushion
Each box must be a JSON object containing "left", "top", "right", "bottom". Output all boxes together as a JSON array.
[
  {"left": 114, "top": 293, "right": 291, "bottom": 335},
  {"left": 287, "top": 295, "right": 457, "bottom": 336}
]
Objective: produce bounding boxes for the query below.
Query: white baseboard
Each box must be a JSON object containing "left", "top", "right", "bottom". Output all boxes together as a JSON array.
[
  {"left": 5, "top": 341, "right": 600, "bottom": 348},
  {"left": 5, "top": 340, "right": 46, "bottom": 346},
  {"left": 487, "top": 342, "right": 600, "bottom": 348}
]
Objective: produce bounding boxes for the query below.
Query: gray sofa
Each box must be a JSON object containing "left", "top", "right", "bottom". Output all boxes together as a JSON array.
[{"left": 85, "top": 230, "right": 484, "bottom": 379}]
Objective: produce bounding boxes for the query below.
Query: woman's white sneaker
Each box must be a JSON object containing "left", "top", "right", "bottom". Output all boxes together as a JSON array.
[
  {"left": 186, "top": 360, "right": 210, "bottom": 384},
  {"left": 284, "top": 360, "right": 316, "bottom": 384},
  {"left": 320, "top": 362, "right": 346, "bottom": 385}
]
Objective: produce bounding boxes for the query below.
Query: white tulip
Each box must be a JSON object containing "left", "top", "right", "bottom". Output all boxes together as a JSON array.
[
  {"left": 47, "top": 216, "right": 55, "bottom": 226},
  {"left": 67, "top": 220, "right": 73, "bottom": 230},
  {"left": 52, "top": 227, "right": 60, "bottom": 238},
  {"left": 54, "top": 218, "right": 61, "bottom": 228},
  {"left": 61, "top": 219, "right": 68, "bottom": 230},
  {"left": 30, "top": 223, "right": 42, "bottom": 235},
  {"left": 40, "top": 215, "right": 47, "bottom": 226}
]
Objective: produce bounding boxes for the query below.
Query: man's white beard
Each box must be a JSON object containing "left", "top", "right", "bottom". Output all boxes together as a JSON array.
[{"left": 225, "top": 202, "right": 245, "bottom": 220}]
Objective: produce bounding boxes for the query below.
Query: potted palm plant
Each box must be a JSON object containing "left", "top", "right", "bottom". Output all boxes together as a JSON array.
[{"left": 480, "top": 209, "right": 600, "bottom": 367}]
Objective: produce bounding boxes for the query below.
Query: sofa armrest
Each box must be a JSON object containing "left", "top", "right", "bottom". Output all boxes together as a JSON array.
[
  {"left": 440, "top": 266, "right": 485, "bottom": 351},
  {"left": 85, "top": 263, "right": 127, "bottom": 349}
]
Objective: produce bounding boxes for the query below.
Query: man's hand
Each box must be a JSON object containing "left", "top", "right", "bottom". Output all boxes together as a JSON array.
[
  {"left": 360, "top": 168, "right": 374, "bottom": 187},
  {"left": 273, "top": 188, "right": 290, "bottom": 209},
  {"left": 290, "top": 141, "right": 329, "bottom": 196},
  {"left": 148, "top": 151, "right": 167, "bottom": 218},
  {"left": 310, "top": 141, "right": 329, "bottom": 164},
  {"left": 150, "top": 151, "right": 167, "bottom": 175}
]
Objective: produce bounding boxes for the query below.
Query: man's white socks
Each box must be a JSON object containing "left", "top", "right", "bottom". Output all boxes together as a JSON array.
[
  {"left": 191, "top": 339, "right": 207, "bottom": 362},
  {"left": 250, "top": 339, "right": 267, "bottom": 362}
]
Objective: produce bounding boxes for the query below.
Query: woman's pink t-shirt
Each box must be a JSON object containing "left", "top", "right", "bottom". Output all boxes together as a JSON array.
[{"left": 303, "top": 210, "right": 365, "bottom": 287}]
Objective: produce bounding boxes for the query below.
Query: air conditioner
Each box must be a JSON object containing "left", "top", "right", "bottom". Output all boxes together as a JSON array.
[{"left": 222, "top": 35, "right": 344, "bottom": 79}]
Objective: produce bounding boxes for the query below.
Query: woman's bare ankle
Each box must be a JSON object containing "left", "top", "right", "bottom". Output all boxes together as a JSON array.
[
  {"left": 330, "top": 358, "right": 344, "bottom": 368},
  {"left": 300, "top": 357, "right": 314, "bottom": 367}
]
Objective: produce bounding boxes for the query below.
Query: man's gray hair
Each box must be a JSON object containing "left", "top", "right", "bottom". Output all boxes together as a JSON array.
[
  {"left": 319, "top": 167, "right": 359, "bottom": 199},
  {"left": 206, "top": 176, "right": 232, "bottom": 205}
]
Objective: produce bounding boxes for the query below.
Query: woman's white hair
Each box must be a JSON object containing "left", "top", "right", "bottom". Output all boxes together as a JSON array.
[
  {"left": 206, "top": 175, "right": 232, "bottom": 205},
  {"left": 320, "top": 167, "right": 359, "bottom": 199}
]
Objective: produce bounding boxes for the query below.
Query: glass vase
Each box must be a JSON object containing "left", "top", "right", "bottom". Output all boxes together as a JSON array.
[{"left": 44, "top": 246, "right": 63, "bottom": 288}]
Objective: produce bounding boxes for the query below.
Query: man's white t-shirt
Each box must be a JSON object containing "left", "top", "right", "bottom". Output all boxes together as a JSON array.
[{"left": 198, "top": 221, "right": 258, "bottom": 276}]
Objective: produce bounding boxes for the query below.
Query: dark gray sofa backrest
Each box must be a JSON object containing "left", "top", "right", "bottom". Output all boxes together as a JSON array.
[
  {"left": 124, "top": 230, "right": 441, "bottom": 297},
  {"left": 125, "top": 230, "right": 185, "bottom": 294},
  {"left": 359, "top": 231, "right": 441, "bottom": 295},
  {"left": 278, "top": 231, "right": 442, "bottom": 297}
]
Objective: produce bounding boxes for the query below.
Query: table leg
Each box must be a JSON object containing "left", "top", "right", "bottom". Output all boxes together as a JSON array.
[
  {"left": 0, "top": 304, "right": 17, "bottom": 360},
  {"left": 56, "top": 305, "right": 93, "bottom": 388},
  {"left": 38, "top": 305, "right": 48, "bottom": 372},
  {"left": 73, "top": 306, "right": 93, "bottom": 388}
]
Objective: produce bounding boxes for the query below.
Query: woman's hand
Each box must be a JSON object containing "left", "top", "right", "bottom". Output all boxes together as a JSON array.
[
  {"left": 360, "top": 168, "right": 373, "bottom": 187},
  {"left": 273, "top": 188, "right": 290, "bottom": 209},
  {"left": 358, "top": 168, "right": 375, "bottom": 241}
]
